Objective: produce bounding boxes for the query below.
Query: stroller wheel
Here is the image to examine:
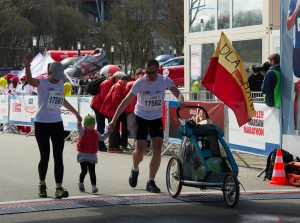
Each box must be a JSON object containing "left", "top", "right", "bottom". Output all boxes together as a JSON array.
[
  {"left": 222, "top": 173, "right": 240, "bottom": 208},
  {"left": 166, "top": 157, "right": 183, "bottom": 198}
]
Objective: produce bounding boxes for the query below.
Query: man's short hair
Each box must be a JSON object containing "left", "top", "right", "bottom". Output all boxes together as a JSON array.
[
  {"left": 135, "top": 68, "right": 144, "bottom": 75},
  {"left": 146, "top": 59, "right": 159, "bottom": 69},
  {"left": 268, "top": 53, "right": 280, "bottom": 65},
  {"left": 113, "top": 71, "right": 125, "bottom": 79}
]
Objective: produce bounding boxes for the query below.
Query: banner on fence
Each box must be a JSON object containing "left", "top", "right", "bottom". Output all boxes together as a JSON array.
[
  {"left": 168, "top": 101, "right": 224, "bottom": 138},
  {"left": 228, "top": 103, "right": 279, "bottom": 156},
  {"left": 9, "top": 95, "right": 37, "bottom": 125},
  {"left": 61, "top": 96, "right": 78, "bottom": 131},
  {"left": 78, "top": 97, "right": 94, "bottom": 118},
  {"left": 0, "top": 95, "right": 9, "bottom": 124}
]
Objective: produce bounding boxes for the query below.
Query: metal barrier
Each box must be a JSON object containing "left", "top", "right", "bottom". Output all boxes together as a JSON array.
[
  {"left": 71, "top": 85, "right": 88, "bottom": 96},
  {"left": 166, "top": 90, "right": 217, "bottom": 102},
  {"left": 251, "top": 91, "right": 264, "bottom": 103},
  {"left": 71, "top": 86, "right": 264, "bottom": 104}
]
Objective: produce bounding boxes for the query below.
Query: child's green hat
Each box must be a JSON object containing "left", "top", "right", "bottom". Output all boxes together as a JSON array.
[{"left": 83, "top": 114, "right": 95, "bottom": 127}]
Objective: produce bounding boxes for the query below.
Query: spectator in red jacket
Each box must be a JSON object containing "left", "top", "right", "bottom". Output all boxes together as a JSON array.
[
  {"left": 100, "top": 72, "right": 129, "bottom": 153},
  {"left": 90, "top": 72, "right": 123, "bottom": 151},
  {"left": 124, "top": 69, "right": 144, "bottom": 139}
]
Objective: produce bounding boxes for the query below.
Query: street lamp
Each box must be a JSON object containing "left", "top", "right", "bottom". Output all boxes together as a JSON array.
[
  {"left": 77, "top": 41, "right": 81, "bottom": 57},
  {"left": 169, "top": 45, "right": 172, "bottom": 55},
  {"left": 200, "top": 19, "right": 204, "bottom": 32},
  {"left": 173, "top": 48, "right": 177, "bottom": 57},
  {"left": 111, "top": 45, "right": 114, "bottom": 64},
  {"left": 32, "top": 36, "right": 37, "bottom": 56},
  {"left": 161, "top": 46, "right": 164, "bottom": 55},
  {"left": 93, "top": 43, "right": 96, "bottom": 49},
  {"left": 119, "top": 42, "right": 122, "bottom": 64}
]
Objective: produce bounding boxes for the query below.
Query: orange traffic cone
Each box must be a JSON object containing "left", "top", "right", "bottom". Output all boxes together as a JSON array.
[{"left": 269, "top": 149, "right": 289, "bottom": 185}]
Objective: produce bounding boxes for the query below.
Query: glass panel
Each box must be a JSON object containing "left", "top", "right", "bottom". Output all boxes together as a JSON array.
[
  {"left": 218, "top": 0, "right": 230, "bottom": 30},
  {"left": 163, "top": 58, "right": 182, "bottom": 67},
  {"left": 232, "top": 39, "right": 262, "bottom": 76},
  {"left": 190, "top": 43, "right": 215, "bottom": 83},
  {"left": 232, "top": 0, "right": 263, "bottom": 28},
  {"left": 189, "top": 0, "right": 216, "bottom": 32}
]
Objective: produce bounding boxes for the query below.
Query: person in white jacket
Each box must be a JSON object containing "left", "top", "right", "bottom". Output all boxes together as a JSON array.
[{"left": 16, "top": 75, "right": 31, "bottom": 95}]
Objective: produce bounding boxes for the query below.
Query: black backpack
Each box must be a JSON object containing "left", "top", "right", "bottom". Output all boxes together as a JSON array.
[
  {"left": 86, "top": 76, "right": 106, "bottom": 95},
  {"left": 264, "top": 149, "right": 294, "bottom": 181}
]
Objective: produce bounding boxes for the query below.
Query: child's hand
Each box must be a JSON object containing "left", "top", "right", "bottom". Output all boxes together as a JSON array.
[{"left": 108, "top": 121, "right": 115, "bottom": 133}]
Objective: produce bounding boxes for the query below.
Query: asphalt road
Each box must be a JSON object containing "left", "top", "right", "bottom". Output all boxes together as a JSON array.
[
  {"left": 1, "top": 200, "right": 300, "bottom": 223},
  {"left": 0, "top": 132, "right": 299, "bottom": 222}
]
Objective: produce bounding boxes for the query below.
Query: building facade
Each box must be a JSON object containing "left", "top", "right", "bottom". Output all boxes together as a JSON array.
[{"left": 184, "top": 0, "right": 280, "bottom": 93}]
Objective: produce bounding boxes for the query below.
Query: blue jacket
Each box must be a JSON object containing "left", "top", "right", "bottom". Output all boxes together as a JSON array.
[{"left": 261, "top": 64, "right": 280, "bottom": 107}]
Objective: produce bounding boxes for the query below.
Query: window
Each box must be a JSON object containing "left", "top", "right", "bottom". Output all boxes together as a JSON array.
[
  {"left": 189, "top": 0, "right": 263, "bottom": 33},
  {"left": 218, "top": 0, "right": 230, "bottom": 30},
  {"left": 232, "top": 0, "right": 263, "bottom": 28},
  {"left": 232, "top": 39, "right": 262, "bottom": 76},
  {"left": 189, "top": 0, "right": 216, "bottom": 32},
  {"left": 190, "top": 43, "right": 215, "bottom": 81},
  {"left": 163, "top": 58, "right": 184, "bottom": 67}
]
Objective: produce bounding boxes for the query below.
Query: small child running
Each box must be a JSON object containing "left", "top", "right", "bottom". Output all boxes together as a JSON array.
[{"left": 77, "top": 114, "right": 109, "bottom": 193}]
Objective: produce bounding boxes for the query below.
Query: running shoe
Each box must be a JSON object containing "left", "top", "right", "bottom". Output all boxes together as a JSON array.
[
  {"left": 146, "top": 180, "right": 161, "bottom": 193},
  {"left": 92, "top": 186, "right": 99, "bottom": 193},
  {"left": 55, "top": 187, "right": 69, "bottom": 199},
  {"left": 129, "top": 169, "right": 139, "bottom": 188},
  {"left": 78, "top": 183, "right": 85, "bottom": 192},
  {"left": 38, "top": 184, "right": 47, "bottom": 198}
]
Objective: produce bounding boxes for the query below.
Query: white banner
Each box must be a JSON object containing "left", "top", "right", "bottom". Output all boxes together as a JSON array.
[
  {"left": 61, "top": 96, "right": 78, "bottom": 131},
  {"left": 78, "top": 97, "right": 94, "bottom": 118},
  {"left": 8, "top": 95, "right": 38, "bottom": 125},
  {"left": 228, "top": 103, "right": 280, "bottom": 156},
  {"left": 0, "top": 95, "right": 9, "bottom": 124}
]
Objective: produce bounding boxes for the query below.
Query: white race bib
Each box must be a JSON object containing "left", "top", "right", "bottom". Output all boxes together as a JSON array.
[
  {"left": 47, "top": 91, "right": 64, "bottom": 109},
  {"left": 143, "top": 94, "right": 162, "bottom": 111}
]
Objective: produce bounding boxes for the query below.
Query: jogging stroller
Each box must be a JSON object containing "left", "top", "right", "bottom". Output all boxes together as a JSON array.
[{"left": 166, "top": 105, "right": 240, "bottom": 207}]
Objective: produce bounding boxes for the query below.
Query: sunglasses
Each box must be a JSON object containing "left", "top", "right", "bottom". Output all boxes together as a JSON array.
[{"left": 146, "top": 69, "right": 158, "bottom": 75}]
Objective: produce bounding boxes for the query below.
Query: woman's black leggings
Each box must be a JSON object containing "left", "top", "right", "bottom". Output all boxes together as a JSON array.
[
  {"left": 79, "top": 162, "right": 96, "bottom": 185},
  {"left": 34, "top": 121, "right": 65, "bottom": 184}
]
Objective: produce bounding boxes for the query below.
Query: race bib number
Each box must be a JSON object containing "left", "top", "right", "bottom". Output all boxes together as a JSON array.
[
  {"left": 144, "top": 94, "right": 162, "bottom": 111},
  {"left": 47, "top": 91, "right": 64, "bottom": 109}
]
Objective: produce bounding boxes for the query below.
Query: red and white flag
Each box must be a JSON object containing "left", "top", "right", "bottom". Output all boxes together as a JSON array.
[{"left": 202, "top": 32, "right": 255, "bottom": 127}]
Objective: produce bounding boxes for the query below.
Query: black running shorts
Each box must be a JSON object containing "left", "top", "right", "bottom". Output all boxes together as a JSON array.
[{"left": 135, "top": 115, "right": 164, "bottom": 140}]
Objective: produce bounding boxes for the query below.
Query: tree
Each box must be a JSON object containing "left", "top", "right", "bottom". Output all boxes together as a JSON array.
[
  {"left": 158, "top": 0, "right": 184, "bottom": 56},
  {"left": 108, "top": 0, "right": 184, "bottom": 72},
  {"left": 53, "top": 5, "right": 91, "bottom": 49},
  {"left": 0, "top": 0, "right": 35, "bottom": 66},
  {"left": 108, "top": 0, "right": 164, "bottom": 72}
]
